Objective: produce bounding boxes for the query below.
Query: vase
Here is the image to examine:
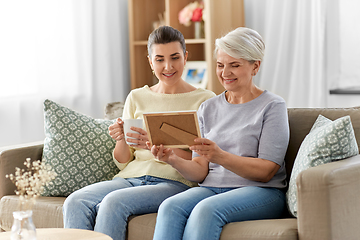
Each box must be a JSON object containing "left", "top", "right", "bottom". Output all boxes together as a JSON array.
[
  {"left": 194, "top": 21, "right": 204, "bottom": 39},
  {"left": 11, "top": 210, "right": 37, "bottom": 240}
]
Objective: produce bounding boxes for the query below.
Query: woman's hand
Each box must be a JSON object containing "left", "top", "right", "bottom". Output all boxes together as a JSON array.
[
  {"left": 190, "top": 138, "right": 281, "bottom": 183},
  {"left": 189, "top": 138, "right": 225, "bottom": 163},
  {"left": 108, "top": 118, "right": 149, "bottom": 149},
  {"left": 148, "top": 144, "right": 174, "bottom": 163},
  {"left": 108, "top": 118, "right": 125, "bottom": 141},
  {"left": 147, "top": 142, "right": 209, "bottom": 183},
  {"left": 126, "top": 127, "right": 149, "bottom": 149}
]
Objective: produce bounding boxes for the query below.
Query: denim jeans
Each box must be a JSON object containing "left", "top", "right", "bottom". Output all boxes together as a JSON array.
[
  {"left": 62, "top": 175, "right": 189, "bottom": 240},
  {"left": 153, "top": 186, "right": 285, "bottom": 240}
]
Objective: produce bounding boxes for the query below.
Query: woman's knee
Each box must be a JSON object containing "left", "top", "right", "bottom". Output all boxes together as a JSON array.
[
  {"left": 159, "top": 193, "right": 196, "bottom": 219},
  {"left": 191, "top": 198, "right": 219, "bottom": 219},
  {"left": 158, "top": 195, "right": 178, "bottom": 213},
  {"left": 63, "top": 190, "right": 85, "bottom": 211},
  {"left": 99, "top": 189, "right": 142, "bottom": 216}
]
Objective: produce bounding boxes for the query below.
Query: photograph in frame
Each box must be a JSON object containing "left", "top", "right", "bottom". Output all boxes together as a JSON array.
[{"left": 181, "top": 61, "right": 208, "bottom": 89}]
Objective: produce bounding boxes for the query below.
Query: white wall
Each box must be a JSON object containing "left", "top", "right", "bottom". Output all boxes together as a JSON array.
[
  {"left": 325, "top": 0, "right": 360, "bottom": 108},
  {"left": 327, "top": 95, "right": 360, "bottom": 108}
]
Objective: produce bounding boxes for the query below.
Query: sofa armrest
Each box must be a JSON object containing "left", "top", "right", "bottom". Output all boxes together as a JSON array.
[
  {"left": 0, "top": 141, "right": 44, "bottom": 199},
  {"left": 296, "top": 154, "right": 360, "bottom": 240}
]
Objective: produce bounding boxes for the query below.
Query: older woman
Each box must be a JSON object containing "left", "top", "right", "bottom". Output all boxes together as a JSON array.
[{"left": 150, "top": 27, "right": 290, "bottom": 240}]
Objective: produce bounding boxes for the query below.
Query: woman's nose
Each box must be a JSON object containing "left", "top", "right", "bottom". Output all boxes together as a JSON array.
[
  {"left": 222, "top": 66, "right": 231, "bottom": 77},
  {"left": 164, "top": 61, "right": 172, "bottom": 70}
]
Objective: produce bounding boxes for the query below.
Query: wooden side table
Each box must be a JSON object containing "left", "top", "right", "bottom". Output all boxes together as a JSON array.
[{"left": 0, "top": 228, "right": 112, "bottom": 240}]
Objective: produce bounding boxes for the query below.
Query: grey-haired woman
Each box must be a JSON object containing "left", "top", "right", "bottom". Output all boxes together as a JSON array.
[{"left": 150, "top": 27, "right": 289, "bottom": 240}]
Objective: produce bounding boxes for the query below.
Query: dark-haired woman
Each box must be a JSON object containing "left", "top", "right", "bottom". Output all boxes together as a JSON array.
[{"left": 62, "top": 26, "right": 215, "bottom": 240}]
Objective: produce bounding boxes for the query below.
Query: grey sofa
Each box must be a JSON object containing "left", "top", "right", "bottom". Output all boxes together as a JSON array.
[{"left": 1, "top": 105, "right": 360, "bottom": 240}]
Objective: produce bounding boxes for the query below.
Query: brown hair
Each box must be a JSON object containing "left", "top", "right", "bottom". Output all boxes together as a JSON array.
[{"left": 147, "top": 26, "right": 186, "bottom": 58}]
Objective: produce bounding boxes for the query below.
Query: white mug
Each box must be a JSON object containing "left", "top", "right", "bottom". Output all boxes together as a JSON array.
[{"left": 123, "top": 119, "right": 144, "bottom": 145}]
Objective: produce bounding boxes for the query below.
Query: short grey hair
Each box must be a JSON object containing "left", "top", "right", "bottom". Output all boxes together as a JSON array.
[{"left": 215, "top": 27, "right": 265, "bottom": 62}]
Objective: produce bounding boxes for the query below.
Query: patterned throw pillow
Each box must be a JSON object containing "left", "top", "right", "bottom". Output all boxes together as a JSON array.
[
  {"left": 41, "top": 99, "right": 119, "bottom": 197},
  {"left": 286, "top": 114, "right": 359, "bottom": 217}
]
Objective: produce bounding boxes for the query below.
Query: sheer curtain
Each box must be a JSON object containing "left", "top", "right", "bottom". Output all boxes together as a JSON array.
[
  {"left": 244, "top": 0, "right": 327, "bottom": 108},
  {"left": 327, "top": 0, "right": 360, "bottom": 90},
  {"left": 0, "top": 0, "right": 130, "bottom": 147}
]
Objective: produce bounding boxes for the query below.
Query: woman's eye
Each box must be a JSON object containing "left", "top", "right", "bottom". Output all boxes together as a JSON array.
[
  {"left": 217, "top": 65, "right": 224, "bottom": 68},
  {"left": 156, "top": 59, "right": 164, "bottom": 62},
  {"left": 232, "top": 65, "right": 240, "bottom": 68},
  {"left": 172, "top": 57, "right": 180, "bottom": 60}
]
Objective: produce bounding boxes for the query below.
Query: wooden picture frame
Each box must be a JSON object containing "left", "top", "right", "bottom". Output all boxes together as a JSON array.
[
  {"left": 181, "top": 61, "right": 208, "bottom": 89},
  {"left": 143, "top": 111, "right": 201, "bottom": 148}
]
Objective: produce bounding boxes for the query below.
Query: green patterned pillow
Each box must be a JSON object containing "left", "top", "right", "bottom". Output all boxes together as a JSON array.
[
  {"left": 286, "top": 114, "right": 359, "bottom": 217},
  {"left": 41, "top": 99, "right": 119, "bottom": 197}
]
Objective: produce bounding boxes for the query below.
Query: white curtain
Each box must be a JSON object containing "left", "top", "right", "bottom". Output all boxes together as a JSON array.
[
  {"left": 244, "top": 0, "right": 327, "bottom": 108},
  {"left": 0, "top": 0, "right": 130, "bottom": 147},
  {"left": 327, "top": 0, "right": 360, "bottom": 90}
]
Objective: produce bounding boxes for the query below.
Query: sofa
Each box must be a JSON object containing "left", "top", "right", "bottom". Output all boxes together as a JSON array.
[{"left": 1, "top": 105, "right": 360, "bottom": 240}]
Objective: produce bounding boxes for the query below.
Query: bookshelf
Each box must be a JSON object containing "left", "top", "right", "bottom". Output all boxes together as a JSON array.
[{"left": 128, "top": 0, "right": 244, "bottom": 94}]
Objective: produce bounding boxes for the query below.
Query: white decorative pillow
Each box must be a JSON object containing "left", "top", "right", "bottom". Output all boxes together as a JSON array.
[
  {"left": 41, "top": 99, "right": 118, "bottom": 197},
  {"left": 286, "top": 114, "right": 359, "bottom": 217}
]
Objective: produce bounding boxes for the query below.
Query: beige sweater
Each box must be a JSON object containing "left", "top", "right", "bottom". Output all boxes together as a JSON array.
[{"left": 113, "top": 85, "right": 216, "bottom": 187}]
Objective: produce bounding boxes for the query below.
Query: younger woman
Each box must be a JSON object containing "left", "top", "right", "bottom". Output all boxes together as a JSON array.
[{"left": 62, "top": 26, "right": 215, "bottom": 240}]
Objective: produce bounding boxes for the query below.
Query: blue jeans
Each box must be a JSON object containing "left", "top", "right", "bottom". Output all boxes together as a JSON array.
[
  {"left": 62, "top": 176, "right": 189, "bottom": 240},
  {"left": 153, "top": 186, "right": 285, "bottom": 240}
]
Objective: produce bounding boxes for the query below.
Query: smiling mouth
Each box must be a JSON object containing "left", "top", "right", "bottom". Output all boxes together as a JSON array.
[
  {"left": 223, "top": 78, "right": 237, "bottom": 83},
  {"left": 163, "top": 72, "right": 176, "bottom": 77}
]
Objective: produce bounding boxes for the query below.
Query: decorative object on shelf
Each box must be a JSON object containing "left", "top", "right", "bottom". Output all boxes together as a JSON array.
[
  {"left": 178, "top": 1, "right": 205, "bottom": 39},
  {"left": 181, "top": 61, "right": 208, "bottom": 89},
  {"left": 152, "top": 12, "right": 165, "bottom": 31},
  {"left": 6, "top": 158, "right": 57, "bottom": 240},
  {"left": 194, "top": 21, "right": 204, "bottom": 39}
]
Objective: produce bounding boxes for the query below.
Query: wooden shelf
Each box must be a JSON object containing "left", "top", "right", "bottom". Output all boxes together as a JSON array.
[
  {"left": 133, "top": 41, "right": 148, "bottom": 46},
  {"left": 330, "top": 88, "right": 360, "bottom": 95},
  {"left": 185, "top": 39, "right": 206, "bottom": 44},
  {"left": 128, "top": 0, "right": 245, "bottom": 94}
]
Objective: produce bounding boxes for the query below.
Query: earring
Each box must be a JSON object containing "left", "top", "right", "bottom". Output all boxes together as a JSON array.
[{"left": 152, "top": 70, "right": 155, "bottom": 75}]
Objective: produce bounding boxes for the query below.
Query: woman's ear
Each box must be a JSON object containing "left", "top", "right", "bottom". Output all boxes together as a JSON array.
[
  {"left": 148, "top": 55, "right": 154, "bottom": 70},
  {"left": 253, "top": 60, "right": 261, "bottom": 74},
  {"left": 184, "top": 51, "right": 188, "bottom": 64}
]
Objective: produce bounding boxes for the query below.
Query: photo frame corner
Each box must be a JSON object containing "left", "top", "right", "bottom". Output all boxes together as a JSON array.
[{"left": 182, "top": 61, "right": 208, "bottom": 89}]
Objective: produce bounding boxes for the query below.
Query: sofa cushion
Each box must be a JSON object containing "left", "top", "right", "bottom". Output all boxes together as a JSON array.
[
  {"left": 127, "top": 213, "right": 298, "bottom": 240},
  {"left": 286, "top": 114, "right": 359, "bottom": 217},
  {"left": 220, "top": 218, "right": 298, "bottom": 240},
  {"left": 0, "top": 195, "right": 65, "bottom": 231},
  {"left": 127, "top": 214, "right": 157, "bottom": 240},
  {"left": 41, "top": 99, "right": 119, "bottom": 197}
]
